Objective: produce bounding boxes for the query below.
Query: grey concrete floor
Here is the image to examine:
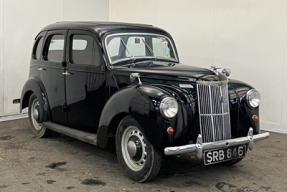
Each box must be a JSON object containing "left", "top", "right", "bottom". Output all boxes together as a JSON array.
[{"left": 0, "top": 118, "right": 286, "bottom": 192}]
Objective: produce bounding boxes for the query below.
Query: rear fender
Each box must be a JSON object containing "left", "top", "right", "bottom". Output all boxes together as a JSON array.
[{"left": 20, "top": 76, "right": 50, "bottom": 122}]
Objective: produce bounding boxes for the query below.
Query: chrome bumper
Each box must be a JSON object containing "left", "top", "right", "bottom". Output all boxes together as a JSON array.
[{"left": 164, "top": 128, "right": 270, "bottom": 159}]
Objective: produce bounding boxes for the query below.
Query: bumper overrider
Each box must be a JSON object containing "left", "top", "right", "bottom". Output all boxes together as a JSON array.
[{"left": 164, "top": 128, "right": 270, "bottom": 159}]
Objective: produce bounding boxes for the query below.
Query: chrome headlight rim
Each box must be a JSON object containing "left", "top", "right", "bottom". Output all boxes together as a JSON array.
[
  {"left": 246, "top": 89, "right": 261, "bottom": 109},
  {"left": 159, "top": 97, "right": 178, "bottom": 119}
]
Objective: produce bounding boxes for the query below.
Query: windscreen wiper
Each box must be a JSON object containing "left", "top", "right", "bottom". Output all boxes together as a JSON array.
[
  {"left": 120, "top": 38, "right": 136, "bottom": 62},
  {"left": 141, "top": 39, "right": 154, "bottom": 56}
]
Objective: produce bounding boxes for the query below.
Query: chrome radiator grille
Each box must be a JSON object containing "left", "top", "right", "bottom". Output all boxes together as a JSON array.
[{"left": 197, "top": 80, "right": 231, "bottom": 143}]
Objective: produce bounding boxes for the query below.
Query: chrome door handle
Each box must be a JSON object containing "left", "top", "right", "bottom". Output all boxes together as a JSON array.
[
  {"left": 38, "top": 67, "right": 45, "bottom": 71},
  {"left": 62, "top": 71, "right": 72, "bottom": 75}
]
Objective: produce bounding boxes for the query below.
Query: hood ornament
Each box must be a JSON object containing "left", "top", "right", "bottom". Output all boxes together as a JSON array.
[
  {"left": 130, "top": 73, "right": 142, "bottom": 86},
  {"left": 208, "top": 66, "right": 221, "bottom": 76}
]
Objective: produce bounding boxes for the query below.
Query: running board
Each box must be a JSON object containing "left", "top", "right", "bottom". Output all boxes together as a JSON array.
[{"left": 42, "top": 121, "right": 97, "bottom": 146}]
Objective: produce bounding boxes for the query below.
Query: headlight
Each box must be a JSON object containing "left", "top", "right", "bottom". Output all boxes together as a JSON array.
[
  {"left": 246, "top": 89, "right": 261, "bottom": 108},
  {"left": 160, "top": 97, "right": 178, "bottom": 118}
]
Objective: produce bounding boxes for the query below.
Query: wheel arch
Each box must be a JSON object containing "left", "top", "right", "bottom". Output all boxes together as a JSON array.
[
  {"left": 107, "top": 112, "right": 130, "bottom": 137},
  {"left": 21, "top": 90, "right": 33, "bottom": 110},
  {"left": 20, "top": 76, "right": 50, "bottom": 122},
  {"left": 97, "top": 85, "right": 171, "bottom": 149}
]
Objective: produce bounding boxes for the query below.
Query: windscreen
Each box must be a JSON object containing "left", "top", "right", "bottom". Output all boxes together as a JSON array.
[{"left": 105, "top": 33, "right": 177, "bottom": 64}]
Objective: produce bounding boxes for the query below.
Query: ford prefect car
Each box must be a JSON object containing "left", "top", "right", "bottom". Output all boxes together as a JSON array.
[{"left": 15, "top": 22, "right": 269, "bottom": 182}]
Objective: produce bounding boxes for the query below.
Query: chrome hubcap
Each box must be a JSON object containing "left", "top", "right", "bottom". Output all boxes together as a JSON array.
[
  {"left": 127, "top": 140, "right": 137, "bottom": 157},
  {"left": 33, "top": 107, "right": 39, "bottom": 121},
  {"left": 121, "top": 126, "right": 147, "bottom": 171},
  {"left": 30, "top": 99, "right": 42, "bottom": 131}
]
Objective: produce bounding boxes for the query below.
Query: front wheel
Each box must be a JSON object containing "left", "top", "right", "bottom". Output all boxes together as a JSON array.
[{"left": 116, "top": 116, "right": 162, "bottom": 182}]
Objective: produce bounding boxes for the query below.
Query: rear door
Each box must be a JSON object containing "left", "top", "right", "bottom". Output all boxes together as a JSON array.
[
  {"left": 65, "top": 30, "right": 106, "bottom": 133},
  {"left": 41, "top": 30, "right": 68, "bottom": 125},
  {"left": 30, "top": 31, "right": 47, "bottom": 79}
]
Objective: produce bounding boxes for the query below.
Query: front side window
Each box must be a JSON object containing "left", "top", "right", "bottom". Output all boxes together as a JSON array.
[
  {"left": 105, "top": 33, "right": 177, "bottom": 64},
  {"left": 70, "top": 34, "right": 100, "bottom": 65},
  {"left": 47, "top": 35, "right": 64, "bottom": 63}
]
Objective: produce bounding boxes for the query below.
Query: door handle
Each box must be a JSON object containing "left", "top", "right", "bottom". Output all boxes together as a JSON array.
[
  {"left": 62, "top": 71, "right": 72, "bottom": 76},
  {"left": 37, "top": 67, "right": 46, "bottom": 71}
]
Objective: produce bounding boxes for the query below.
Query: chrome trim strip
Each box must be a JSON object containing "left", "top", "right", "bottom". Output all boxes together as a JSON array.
[
  {"left": 164, "top": 128, "right": 270, "bottom": 159},
  {"left": 197, "top": 80, "right": 228, "bottom": 86},
  {"left": 104, "top": 33, "right": 179, "bottom": 65},
  {"left": 199, "top": 113, "right": 229, "bottom": 116},
  {"left": 208, "top": 85, "right": 216, "bottom": 141},
  {"left": 196, "top": 84, "right": 203, "bottom": 140},
  {"left": 220, "top": 86, "right": 225, "bottom": 140}
]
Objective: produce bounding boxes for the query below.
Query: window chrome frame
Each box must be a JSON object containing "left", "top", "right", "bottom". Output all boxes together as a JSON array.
[{"left": 104, "top": 33, "right": 179, "bottom": 65}]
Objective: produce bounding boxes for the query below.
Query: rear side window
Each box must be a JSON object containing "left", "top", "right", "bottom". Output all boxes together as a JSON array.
[
  {"left": 32, "top": 37, "right": 44, "bottom": 60},
  {"left": 46, "top": 35, "right": 64, "bottom": 63},
  {"left": 70, "top": 34, "right": 100, "bottom": 65}
]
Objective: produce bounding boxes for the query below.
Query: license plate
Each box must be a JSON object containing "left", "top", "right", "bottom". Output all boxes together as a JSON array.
[{"left": 204, "top": 145, "right": 246, "bottom": 165}]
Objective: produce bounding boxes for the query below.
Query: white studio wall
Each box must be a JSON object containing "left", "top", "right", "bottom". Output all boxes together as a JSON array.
[
  {"left": 0, "top": 0, "right": 109, "bottom": 117},
  {"left": 0, "top": 0, "right": 3, "bottom": 117},
  {"left": 1, "top": 0, "right": 287, "bottom": 128},
  {"left": 109, "top": 0, "right": 287, "bottom": 127}
]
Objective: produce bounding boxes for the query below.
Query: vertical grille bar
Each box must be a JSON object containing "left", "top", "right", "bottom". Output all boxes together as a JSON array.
[{"left": 197, "top": 80, "right": 231, "bottom": 142}]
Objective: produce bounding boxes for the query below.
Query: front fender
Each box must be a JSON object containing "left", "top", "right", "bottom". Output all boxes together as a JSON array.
[
  {"left": 97, "top": 85, "right": 176, "bottom": 149},
  {"left": 20, "top": 76, "right": 50, "bottom": 122},
  {"left": 228, "top": 79, "right": 259, "bottom": 136}
]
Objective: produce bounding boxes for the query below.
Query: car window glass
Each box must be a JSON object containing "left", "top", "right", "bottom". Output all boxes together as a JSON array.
[
  {"left": 73, "top": 39, "right": 87, "bottom": 50},
  {"left": 108, "top": 37, "right": 120, "bottom": 57},
  {"left": 153, "top": 38, "right": 169, "bottom": 57},
  {"left": 33, "top": 37, "right": 44, "bottom": 60},
  {"left": 106, "top": 34, "right": 177, "bottom": 64},
  {"left": 126, "top": 37, "right": 145, "bottom": 56},
  {"left": 47, "top": 35, "right": 64, "bottom": 63},
  {"left": 71, "top": 34, "right": 99, "bottom": 65}
]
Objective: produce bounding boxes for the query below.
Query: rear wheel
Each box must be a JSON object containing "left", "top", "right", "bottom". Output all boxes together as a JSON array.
[
  {"left": 28, "top": 93, "right": 50, "bottom": 138},
  {"left": 116, "top": 116, "right": 162, "bottom": 182}
]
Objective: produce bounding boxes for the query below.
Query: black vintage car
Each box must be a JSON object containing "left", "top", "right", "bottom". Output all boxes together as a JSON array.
[{"left": 15, "top": 22, "right": 269, "bottom": 182}]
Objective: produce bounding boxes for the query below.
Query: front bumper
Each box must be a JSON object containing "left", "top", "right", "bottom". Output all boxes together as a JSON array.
[{"left": 164, "top": 128, "right": 270, "bottom": 159}]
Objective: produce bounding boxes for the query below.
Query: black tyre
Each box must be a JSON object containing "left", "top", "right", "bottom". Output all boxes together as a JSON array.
[
  {"left": 219, "top": 157, "right": 243, "bottom": 166},
  {"left": 116, "top": 116, "right": 162, "bottom": 182},
  {"left": 28, "top": 93, "right": 50, "bottom": 138}
]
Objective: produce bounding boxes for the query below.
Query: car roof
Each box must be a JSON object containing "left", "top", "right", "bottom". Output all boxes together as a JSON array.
[{"left": 41, "top": 21, "right": 169, "bottom": 38}]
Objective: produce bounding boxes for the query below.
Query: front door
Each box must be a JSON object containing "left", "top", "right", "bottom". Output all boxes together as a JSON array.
[
  {"left": 65, "top": 30, "right": 106, "bottom": 133},
  {"left": 41, "top": 30, "right": 68, "bottom": 125}
]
